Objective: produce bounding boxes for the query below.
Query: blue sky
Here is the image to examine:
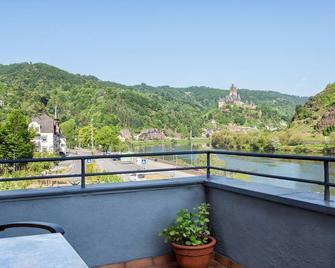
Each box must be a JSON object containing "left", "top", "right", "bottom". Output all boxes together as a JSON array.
[{"left": 0, "top": 1, "right": 334, "bottom": 96}]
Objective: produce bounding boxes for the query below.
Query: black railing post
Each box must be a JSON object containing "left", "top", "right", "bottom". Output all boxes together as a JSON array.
[
  {"left": 324, "top": 160, "right": 330, "bottom": 201},
  {"left": 206, "top": 151, "right": 211, "bottom": 179},
  {"left": 81, "top": 158, "right": 86, "bottom": 189}
]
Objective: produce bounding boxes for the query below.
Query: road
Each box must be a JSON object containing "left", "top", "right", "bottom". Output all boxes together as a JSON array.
[
  {"left": 95, "top": 157, "right": 195, "bottom": 181},
  {"left": 63, "top": 149, "right": 195, "bottom": 182}
]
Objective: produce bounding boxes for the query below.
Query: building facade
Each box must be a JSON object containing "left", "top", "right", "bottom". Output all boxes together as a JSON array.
[
  {"left": 138, "top": 129, "right": 165, "bottom": 141},
  {"left": 29, "top": 114, "right": 67, "bottom": 155},
  {"left": 118, "top": 128, "right": 132, "bottom": 142}
]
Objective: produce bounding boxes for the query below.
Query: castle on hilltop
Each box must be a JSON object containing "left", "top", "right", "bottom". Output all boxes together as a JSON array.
[{"left": 218, "top": 84, "right": 257, "bottom": 110}]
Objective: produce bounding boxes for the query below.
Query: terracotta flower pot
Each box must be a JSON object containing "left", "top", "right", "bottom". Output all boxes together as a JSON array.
[{"left": 172, "top": 236, "right": 216, "bottom": 268}]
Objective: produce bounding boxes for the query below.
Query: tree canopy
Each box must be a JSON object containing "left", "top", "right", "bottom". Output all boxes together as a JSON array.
[
  {"left": 95, "top": 126, "right": 120, "bottom": 152},
  {"left": 0, "top": 110, "right": 34, "bottom": 160}
]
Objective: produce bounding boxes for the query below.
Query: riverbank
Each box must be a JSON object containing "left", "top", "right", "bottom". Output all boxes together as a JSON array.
[
  {"left": 130, "top": 137, "right": 210, "bottom": 148},
  {"left": 279, "top": 144, "right": 334, "bottom": 154},
  {"left": 129, "top": 138, "right": 335, "bottom": 156}
]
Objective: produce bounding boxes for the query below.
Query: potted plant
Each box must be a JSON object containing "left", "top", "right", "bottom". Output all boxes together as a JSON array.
[{"left": 160, "top": 203, "right": 216, "bottom": 268}]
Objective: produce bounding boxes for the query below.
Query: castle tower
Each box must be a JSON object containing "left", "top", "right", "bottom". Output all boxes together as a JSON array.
[{"left": 229, "top": 84, "right": 238, "bottom": 97}]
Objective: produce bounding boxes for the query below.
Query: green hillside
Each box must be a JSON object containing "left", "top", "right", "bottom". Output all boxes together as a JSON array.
[
  {"left": 0, "top": 62, "right": 307, "bottom": 139},
  {"left": 134, "top": 84, "right": 308, "bottom": 127},
  {"left": 0, "top": 63, "right": 204, "bottom": 137},
  {"left": 291, "top": 83, "right": 335, "bottom": 135}
]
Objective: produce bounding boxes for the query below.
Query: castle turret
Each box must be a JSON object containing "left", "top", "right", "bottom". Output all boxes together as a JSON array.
[{"left": 229, "top": 84, "right": 238, "bottom": 97}]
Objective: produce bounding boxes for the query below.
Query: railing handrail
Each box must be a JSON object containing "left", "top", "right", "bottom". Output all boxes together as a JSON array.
[
  {"left": 0, "top": 150, "right": 333, "bottom": 201},
  {"left": 0, "top": 150, "right": 209, "bottom": 164},
  {"left": 1, "top": 150, "right": 335, "bottom": 164}
]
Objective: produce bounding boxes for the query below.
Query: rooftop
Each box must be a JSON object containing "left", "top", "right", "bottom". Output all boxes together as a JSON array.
[{"left": 30, "top": 114, "right": 57, "bottom": 133}]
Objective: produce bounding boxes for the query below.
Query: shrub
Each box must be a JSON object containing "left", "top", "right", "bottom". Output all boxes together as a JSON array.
[
  {"left": 330, "top": 132, "right": 335, "bottom": 143},
  {"left": 322, "top": 126, "right": 335, "bottom": 136},
  {"left": 85, "top": 162, "right": 123, "bottom": 184},
  {"left": 294, "top": 145, "right": 309, "bottom": 153},
  {"left": 287, "top": 133, "right": 303, "bottom": 146},
  {"left": 211, "top": 131, "right": 236, "bottom": 150}
]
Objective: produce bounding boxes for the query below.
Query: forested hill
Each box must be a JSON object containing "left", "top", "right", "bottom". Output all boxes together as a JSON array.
[
  {"left": 290, "top": 83, "right": 335, "bottom": 135},
  {"left": 0, "top": 63, "right": 205, "bottom": 136},
  {"left": 134, "top": 83, "right": 307, "bottom": 109},
  {"left": 0, "top": 62, "right": 307, "bottom": 137},
  {"left": 133, "top": 84, "right": 308, "bottom": 124}
]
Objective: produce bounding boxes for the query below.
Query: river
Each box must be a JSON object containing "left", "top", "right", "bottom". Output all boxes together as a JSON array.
[{"left": 131, "top": 143, "right": 335, "bottom": 195}]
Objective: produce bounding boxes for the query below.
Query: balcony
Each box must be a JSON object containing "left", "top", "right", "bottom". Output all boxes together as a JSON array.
[{"left": 0, "top": 151, "right": 335, "bottom": 268}]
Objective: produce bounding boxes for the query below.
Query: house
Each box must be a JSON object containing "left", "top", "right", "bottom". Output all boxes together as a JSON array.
[
  {"left": 138, "top": 129, "right": 165, "bottom": 141},
  {"left": 29, "top": 114, "right": 67, "bottom": 155},
  {"left": 226, "top": 123, "right": 257, "bottom": 133},
  {"left": 202, "top": 128, "right": 213, "bottom": 138},
  {"left": 59, "top": 134, "right": 67, "bottom": 155},
  {"left": 119, "top": 129, "right": 132, "bottom": 142}
]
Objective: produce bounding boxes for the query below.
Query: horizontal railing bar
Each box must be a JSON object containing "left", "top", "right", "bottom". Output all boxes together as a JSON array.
[
  {"left": 211, "top": 166, "right": 325, "bottom": 185},
  {"left": 1, "top": 150, "right": 335, "bottom": 164},
  {"left": 0, "top": 167, "right": 207, "bottom": 183},
  {"left": 85, "top": 166, "right": 207, "bottom": 177},
  {"left": 212, "top": 150, "right": 335, "bottom": 162},
  {"left": 0, "top": 150, "right": 209, "bottom": 164},
  {"left": 0, "top": 173, "right": 82, "bottom": 182},
  {"left": 1, "top": 165, "right": 330, "bottom": 186}
]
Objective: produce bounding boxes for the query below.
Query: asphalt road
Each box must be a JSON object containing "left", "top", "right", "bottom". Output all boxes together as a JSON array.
[{"left": 64, "top": 149, "right": 195, "bottom": 182}]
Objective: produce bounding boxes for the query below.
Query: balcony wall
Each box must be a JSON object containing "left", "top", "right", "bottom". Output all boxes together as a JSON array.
[
  {"left": 1, "top": 174, "right": 335, "bottom": 268},
  {"left": 0, "top": 177, "right": 206, "bottom": 267},
  {"left": 206, "top": 177, "right": 335, "bottom": 268}
]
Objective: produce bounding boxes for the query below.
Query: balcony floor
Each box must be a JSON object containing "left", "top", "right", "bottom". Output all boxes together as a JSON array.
[{"left": 98, "top": 253, "right": 240, "bottom": 268}]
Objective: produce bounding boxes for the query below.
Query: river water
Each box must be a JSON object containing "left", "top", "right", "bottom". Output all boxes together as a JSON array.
[{"left": 131, "top": 143, "right": 335, "bottom": 195}]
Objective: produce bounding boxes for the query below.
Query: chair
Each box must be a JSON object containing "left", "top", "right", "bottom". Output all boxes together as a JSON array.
[{"left": 0, "top": 221, "right": 65, "bottom": 235}]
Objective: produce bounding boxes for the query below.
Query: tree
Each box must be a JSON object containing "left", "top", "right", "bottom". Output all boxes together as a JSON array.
[
  {"left": 0, "top": 110, "right": 34, "bottom": 160},
  {"left": 233, "top": 116, "right": 246, "bottom": 125},
  {"left": 211, "top": 130, "right": 235, "bottom": 150},
  {"left": 95, "top": 126, "right": 120, "bottom": 152},
  {"left": 60, "top": 119, "right": 77, "bottom": 148},
  {"left": 330, "top": 132, "right": 335, "bottom": 143},
  {"left": 78, "top": 125, "right": 97, "bottom": 148},
  {"left": 287, "top": 132, "right": 303, "bottom": 146}
]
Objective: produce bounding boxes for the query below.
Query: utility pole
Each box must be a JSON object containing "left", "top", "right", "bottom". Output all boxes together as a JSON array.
[
  {"left": 162, "top": 140, "right": 165, "bottom": 161},
  {"left": 54, "top": 104, "right": 58, "bottom": 119},
  {"left": 190, "top": 129, "right": 193, "bottom": 166},
  {"left": 13, "top": 151, "right": 16, "bottom": 172}
]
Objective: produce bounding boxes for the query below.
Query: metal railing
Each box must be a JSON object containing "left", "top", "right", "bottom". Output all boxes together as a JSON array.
[{"left": 0, "top": 150, "right": 334, "bottom": 201}]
